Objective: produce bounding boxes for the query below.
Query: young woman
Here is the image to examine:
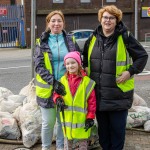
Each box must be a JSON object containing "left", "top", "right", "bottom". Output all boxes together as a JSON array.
[
  {"left": 34, "top": 10, "right": 80, "bottom": 150},
  {"left": 53, "top": 51, "right": 96, "bottom": 150}
]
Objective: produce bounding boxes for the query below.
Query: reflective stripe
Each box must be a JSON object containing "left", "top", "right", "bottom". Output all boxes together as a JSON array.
[
  {"left": 116, "top": 61, "right": 126, "bottom": 66},
  {"left": 36, "top": 80, "right": 50, "bottom": 88},
  {"left": 66, "top": 106, "right": 86, "bottom": 113},
  {"left": 62, "top": 122, "right": 84, "bottom": 128},
  {"left": 85, "top": 79, "right": 95, "bottom": 100},
  {"left": 126, "top": 52, "right": 132, "bottom": 65}
]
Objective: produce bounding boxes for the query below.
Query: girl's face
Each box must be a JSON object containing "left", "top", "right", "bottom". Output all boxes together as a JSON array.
[
  {"left": 65, "top": 58, "right": 79, "bottom": 74},
  {"left": 48, "top": 14, "right": 64, "bottom": 34}
]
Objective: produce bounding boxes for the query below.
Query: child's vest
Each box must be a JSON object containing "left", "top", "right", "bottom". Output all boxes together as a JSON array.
[{"left": 60, "top": 75, "right": 95, "bottom": 140}]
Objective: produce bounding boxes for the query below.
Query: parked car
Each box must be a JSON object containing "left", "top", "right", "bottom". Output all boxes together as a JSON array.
[{"left": 68, "top": 29, "right": 94, "bottom": 51}]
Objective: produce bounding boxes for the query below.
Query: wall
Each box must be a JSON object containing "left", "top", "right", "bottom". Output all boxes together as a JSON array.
[{"left": 0, "top": 0, "right": 11, "bottom": 5}]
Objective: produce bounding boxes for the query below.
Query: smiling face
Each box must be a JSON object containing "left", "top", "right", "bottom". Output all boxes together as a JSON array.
[
  {"left": 101, "top": 11, "right": 117, "bottom": 36},
  {"left": 47, "top": 14, "right": 64, "bottom": 34},
  {"left": 65, "top": 58, "right": 79, "bottom": 75}
]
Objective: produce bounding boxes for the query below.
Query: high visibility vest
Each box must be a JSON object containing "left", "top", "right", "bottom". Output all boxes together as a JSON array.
[
  {"left": 87, "top": 35, "right": 134, "bottom": 92},
  {"left": 36, "top": 38, "right": 40, "bottom": 46},
  {"left": 60, "top": 75, "right": 96, "bottom": 140},
  {"left": 35, "top": 34, "right": 76, "bottom": 99},
  {"left": 35, "top": 52, "right": 53, "bottom": 98}
]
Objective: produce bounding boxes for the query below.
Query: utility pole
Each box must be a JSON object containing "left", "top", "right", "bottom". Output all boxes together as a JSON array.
[
  {"left": 135, "top": 0, "right": 138, "bottom": 40},
  {"left": 31, "top": 0, "right": 36, "bottom": 79},
  {"left": 102, "top": 0, "right": 103, "bottom": 7}
]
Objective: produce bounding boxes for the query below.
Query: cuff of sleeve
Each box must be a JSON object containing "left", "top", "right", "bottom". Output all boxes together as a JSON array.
[
  {"left": 86, "top": 112, "right": 95, "bottom": 119},
  {"left": 128, "top": 68, "right": 134, "bottom": 76}
]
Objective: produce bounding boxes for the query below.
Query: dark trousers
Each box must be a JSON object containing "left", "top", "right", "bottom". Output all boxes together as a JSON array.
[{"left": 96, "top": 110, "right": 128, "bottom": 150}]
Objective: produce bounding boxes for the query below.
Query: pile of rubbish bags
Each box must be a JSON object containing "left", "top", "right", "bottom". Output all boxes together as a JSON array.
[
  {"left": 0, "top": 79, "right": 42, "bottom": 148},
  {"left": 0, "top": 80, "right": 150, "bottom": 148}
]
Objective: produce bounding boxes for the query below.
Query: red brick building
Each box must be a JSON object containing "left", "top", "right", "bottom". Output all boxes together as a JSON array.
[{"left": 0, "top": 0, "right": 16, "bottom": 5}]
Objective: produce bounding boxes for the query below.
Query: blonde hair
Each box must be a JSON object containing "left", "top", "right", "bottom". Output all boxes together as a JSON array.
[
  {"left": 46, "top": 10, "right": 65, "bottom": 30},
  {"left": 98, "top": 5, "right": 122, "bottom": 23}
]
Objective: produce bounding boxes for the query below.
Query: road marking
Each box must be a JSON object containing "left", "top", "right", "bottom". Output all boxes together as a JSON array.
[
  {"left": 138, "top": 70, "right": 150, "bottom": 76},
  {"left": 0, "top": 66, "right": 30, "bottom": 70}
]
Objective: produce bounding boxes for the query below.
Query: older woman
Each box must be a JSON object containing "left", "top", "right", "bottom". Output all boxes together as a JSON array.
[
  {"left": 83, "top": 5, "right": 148, "bottom": 150},
  {"left": 34, "top": 10, "right": 80, "bottom": 150}
]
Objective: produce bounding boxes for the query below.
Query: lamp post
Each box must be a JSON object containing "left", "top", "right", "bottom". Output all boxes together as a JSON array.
[
  {"left": 31, "top": 0, "right": 36, "bottom": 79},
  {"left": 135, "top": 0, "right": 138, "bottom": 40}
]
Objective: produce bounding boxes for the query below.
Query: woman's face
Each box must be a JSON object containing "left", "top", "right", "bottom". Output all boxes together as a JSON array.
[
  {"left": 101, "top": 11, "right": 117, "bottom": 35},
  {"left": 48, "top": 14, "right": 64, "bottom": 34}
]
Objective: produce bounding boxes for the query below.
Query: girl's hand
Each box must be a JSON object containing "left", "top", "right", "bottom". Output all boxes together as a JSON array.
[{"left": 116, "top": 71, "right": 131, "bottom": 84}]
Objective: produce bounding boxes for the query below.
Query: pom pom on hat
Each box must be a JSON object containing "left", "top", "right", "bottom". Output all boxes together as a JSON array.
[{"left": 64, "top": 51, "right": 81, "bottom": 65}]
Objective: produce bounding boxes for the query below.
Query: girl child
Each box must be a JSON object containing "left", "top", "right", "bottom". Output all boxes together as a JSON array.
[{"left": 53, "top": 51, "right": 96, "bottom": 150}]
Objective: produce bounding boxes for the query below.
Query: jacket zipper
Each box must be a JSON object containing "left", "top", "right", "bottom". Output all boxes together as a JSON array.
[{"left": 56, "top": 35, "right": 60, "bottom": 80}]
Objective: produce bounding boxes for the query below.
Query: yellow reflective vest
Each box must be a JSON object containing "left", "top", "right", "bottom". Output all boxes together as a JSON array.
[
  {"left": 87, "top": 35, "right": 134, "bottom": 92},
  {"left": 36, "top": 52, "right": 53, "bottom": 99},
  {"left": 59, "top": 75, "right": 95, "bottom": 140},
  {"left": 35, "top": 34, "right": 76, "bottom": 99}
]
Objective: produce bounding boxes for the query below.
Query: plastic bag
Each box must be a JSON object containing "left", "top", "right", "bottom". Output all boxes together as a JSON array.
[
  {"left": 0, "top": 111, "right": 21, "bottom": 140},
  {"left": 21, "top": 115, "right": 41, "bottom": 148},
  {"left": 144, "top": 120, "right": 150, "bottom": 131},
  {"left": 127, "top": 106, "right": 150, "bottom": 128},
  {"left": 0, "top": 95, "right": 26, "bottom": 113},
  {"left": 132, "top": 93, "right": 147, "bottom": 107},
  {"left": 0, "top": 87, "right": 13, "bottom": 98}
]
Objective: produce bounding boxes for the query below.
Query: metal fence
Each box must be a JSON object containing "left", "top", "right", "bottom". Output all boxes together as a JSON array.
[
  {"left": 0, "top": 5, "right": 25, "bottom": 48},
  {"left": 145, "top": 33, "right": 150, "bottom": 44}
]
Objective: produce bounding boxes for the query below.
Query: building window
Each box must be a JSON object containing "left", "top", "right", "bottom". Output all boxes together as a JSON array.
[
  {"left": 53, "top": 0, "right": 64, "bottom": 3},
  {"left": 80, "top": 0, "right": 91, "bottom": 3},
  {"left": 11, "top": 0, "right": 15, "bottom": 5},
  {"left": 106, "top": 0, "right": 116, "bottom": 2}
]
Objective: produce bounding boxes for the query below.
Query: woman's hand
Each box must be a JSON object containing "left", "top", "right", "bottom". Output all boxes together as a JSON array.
[{"left": 116, "top": 71, "right": 131, "bottom": 84}]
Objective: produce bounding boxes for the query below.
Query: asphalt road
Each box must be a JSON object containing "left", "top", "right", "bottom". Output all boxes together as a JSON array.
[{"left": 0, "top": 48, "right": 32, "bottom": 94}]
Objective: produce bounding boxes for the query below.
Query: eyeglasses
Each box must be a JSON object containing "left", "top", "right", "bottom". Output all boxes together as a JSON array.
[{"left": 102, "top": 16, "right": 116, "bottom": 21}]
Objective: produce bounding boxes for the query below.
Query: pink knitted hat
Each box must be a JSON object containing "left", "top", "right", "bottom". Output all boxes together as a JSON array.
[{"left": 64, "top": 51, "right": 81, "bottom": 65}]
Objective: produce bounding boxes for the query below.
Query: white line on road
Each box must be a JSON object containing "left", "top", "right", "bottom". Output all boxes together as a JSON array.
[{"left": 0, "top": 66, "right": 30, "bottom": 70}]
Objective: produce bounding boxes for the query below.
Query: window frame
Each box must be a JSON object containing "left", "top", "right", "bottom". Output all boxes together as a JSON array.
[
  {"left": 53, "top": 0, "right": 64, "bottom": 3},
  {"left": 80, "top": 0, "right": 91, "bottom": 3},
  {"left": 106, "top": 0, "right": 116, "bottom": 2}
]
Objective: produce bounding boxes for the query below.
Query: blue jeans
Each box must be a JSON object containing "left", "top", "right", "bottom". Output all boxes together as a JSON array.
[
  {"left": 40, "top": 106, "right": 56, "bottom": 149},
  {"left": 56, "top": 110, "right": 64, "bottom": 149}
]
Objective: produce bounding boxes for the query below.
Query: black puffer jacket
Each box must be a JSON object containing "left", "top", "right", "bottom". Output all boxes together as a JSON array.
[
  {"left": 34, "top": 30, "right": 80, "bottom": 108},
  {"left": 83, "top": 21, "right": 148, "bottom": 111}
]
